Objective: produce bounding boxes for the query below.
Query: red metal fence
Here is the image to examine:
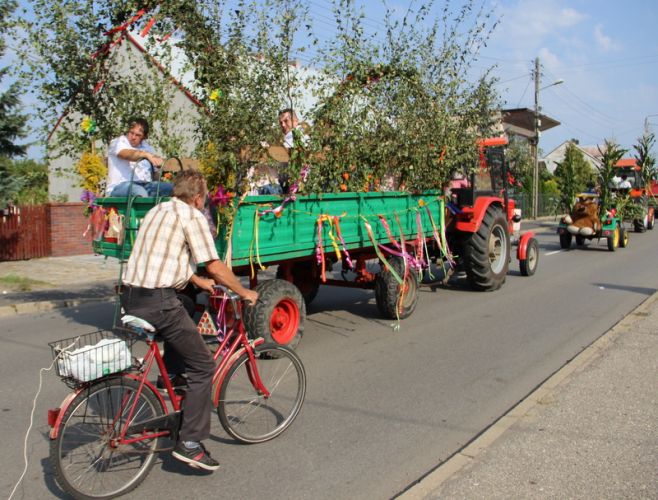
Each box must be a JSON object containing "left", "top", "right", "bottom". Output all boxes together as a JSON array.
[{"left": 0, "top": 205, "right": 50, "bottom": 260}]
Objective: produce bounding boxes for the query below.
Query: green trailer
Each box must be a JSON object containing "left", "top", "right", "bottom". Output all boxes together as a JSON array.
[{"left": 92, "top": 191, "right": 448, "bottom": 347}]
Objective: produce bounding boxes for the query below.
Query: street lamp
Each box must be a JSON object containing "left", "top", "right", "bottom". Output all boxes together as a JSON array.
[{"left": 532, "top": 57, "right": 563, "bottom": 219}]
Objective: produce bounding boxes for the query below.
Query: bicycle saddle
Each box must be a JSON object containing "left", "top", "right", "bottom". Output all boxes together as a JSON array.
[{"left": 121, "top": 315, "right": 156, "bottom": 333}]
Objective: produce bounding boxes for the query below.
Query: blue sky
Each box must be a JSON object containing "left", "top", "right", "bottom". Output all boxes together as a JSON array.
[
  {"left": 4, "top": 0, "right": 658, "bottom": 159},
  {"left": 346, "top": 0, "right": 658, "bottom": 155}
]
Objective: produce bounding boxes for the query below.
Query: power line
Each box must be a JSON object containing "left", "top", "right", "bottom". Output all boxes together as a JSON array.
[{"left": 543, "top": 68, "right": 620, "bottom": 127}]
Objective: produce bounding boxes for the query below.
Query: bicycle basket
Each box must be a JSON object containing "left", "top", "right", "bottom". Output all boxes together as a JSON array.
[{"left": 49, "top": 330, "right": 135, "bottom": 388}]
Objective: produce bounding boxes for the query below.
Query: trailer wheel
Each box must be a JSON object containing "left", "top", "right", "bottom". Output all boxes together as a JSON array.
[
  {"left": 607, "top": 225, "right": 620, "bottom": 251},
  {"left": 276, "top": 261, "right": 320, "bottom": 306},
  {"left": 619, "top": 227, "right": 629, "bottom": 248},
  {"left": 559, "top": 232, "right": 572, "bottom": 249},
  {"left": 244, "top": 279, "right": 305, "bottom": 349},
  {"left": 374, "top": 256, "right": 418, "bottom": 319},
  {"left": 462, "top": 206, "right": 510, "bottom": 291},
  {"left": 520, "top": 237, "right": 539, "bottom": 277},
  {"left": 575, "top": 235, "right": 586, "bottom": 246}
]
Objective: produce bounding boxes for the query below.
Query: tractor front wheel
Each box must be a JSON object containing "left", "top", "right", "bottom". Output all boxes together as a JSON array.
[{"left": 520, "top": 237, "right": 539, "bottom": 277}]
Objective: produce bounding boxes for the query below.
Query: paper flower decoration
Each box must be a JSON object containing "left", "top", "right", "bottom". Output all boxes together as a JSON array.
[
  {"left": 81, "top": 117, "right": 97, "bottom": 135},
  {"left": 209, "top": 185, "right": 232, "bottom": 206}
]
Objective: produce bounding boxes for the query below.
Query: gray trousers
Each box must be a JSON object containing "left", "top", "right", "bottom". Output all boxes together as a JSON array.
[{"left": 120, "top": 286, "right": 215, "bottom": 442}]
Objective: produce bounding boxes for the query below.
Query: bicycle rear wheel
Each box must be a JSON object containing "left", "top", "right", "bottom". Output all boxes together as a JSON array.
[
  {"left": 217, "top": 344, "right": 306, "bottom": 444},
  {"left": 51, "top": 377, "right": 165, "bottom": 499}
]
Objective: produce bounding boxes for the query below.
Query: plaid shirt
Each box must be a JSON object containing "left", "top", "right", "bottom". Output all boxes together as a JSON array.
[{"left": 123, "top": 198, "right": 219, "bottom": 289}]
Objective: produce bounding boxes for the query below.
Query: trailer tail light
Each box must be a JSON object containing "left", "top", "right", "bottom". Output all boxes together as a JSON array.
[{"left": 48, "top": 408, "right": 61, "bottom": 427}]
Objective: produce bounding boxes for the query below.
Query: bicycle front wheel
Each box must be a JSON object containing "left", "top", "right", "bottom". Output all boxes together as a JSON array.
[
  {"left": 218, "top": 344, "right": 306, "bottom": 444},
  {"left": 51, "top": 377, "right": 165, "bottom": 500}
]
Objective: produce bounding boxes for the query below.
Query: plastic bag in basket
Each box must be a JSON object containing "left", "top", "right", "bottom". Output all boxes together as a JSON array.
[{"left": 58, "top": 338, "right": 131, "bottom": 382}]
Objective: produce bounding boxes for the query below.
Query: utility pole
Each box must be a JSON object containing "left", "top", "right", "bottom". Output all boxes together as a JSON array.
[{"left": 532, "top": 57, "right": 540, "bottom": 219}]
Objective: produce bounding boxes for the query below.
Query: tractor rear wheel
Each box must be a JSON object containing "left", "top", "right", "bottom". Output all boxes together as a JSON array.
[
  {"left": 619, "top": 227, "right": 629, "bottom": 248},
  {"left": 607, "top": 226, "right": 620, "bottom": 251},
  {"left": 462, "top": 206, "right": 510, "bottom": 291}
]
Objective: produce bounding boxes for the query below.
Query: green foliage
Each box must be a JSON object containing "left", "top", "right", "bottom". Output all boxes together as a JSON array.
[
  {"left": 0, "top": 0, "right": 28, "bottom": 159},
  {"left": 17, "top": 0, "right": 500, "bottom": 195},
  {"left": 506, "top": 136, "right": 532, "bottom": 195},
  {"left": 11, "top": 158, "right": 49, "bottom": 204},
  {"left": 302, "top": 0, "right": 499, "bottom": 192},
  {"left": 597, "top": 140, "right": 627, "bottom": 217},
  {"left": 554, "top": 142, "right": 595, "bottom": 212},
  {"left": 0, "top": 158, "right": 24, "bottom": 205},
  {"left": 16, "top": 0, "right": 187, "bottom": 161},
  {"left": 633, "top": 132, "right": 655, "bottom": 185}
]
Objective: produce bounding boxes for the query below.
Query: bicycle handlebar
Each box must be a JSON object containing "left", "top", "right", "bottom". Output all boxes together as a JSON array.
[{"left": 212, "top": 284, "right": 241, "bottom": 301}]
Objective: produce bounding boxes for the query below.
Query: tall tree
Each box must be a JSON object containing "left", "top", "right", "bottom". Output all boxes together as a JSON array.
[
  {"left": 633, "top": 132, "right": 656, "bottom": 186},
  {"left": 597, "top": 140, "right": 627, "bottom": 217},
  {"left": 0, "top": 0, "right": 30, "bottom": 206},
  {"left": 0, "top": 0, "right": 28, "bottom": 158},
  {"left": 554, "top": 142, "right": 595, "bottom": 212}
]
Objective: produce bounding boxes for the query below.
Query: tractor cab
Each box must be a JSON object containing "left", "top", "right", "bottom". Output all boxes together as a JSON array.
[
  {"left": 611, "top": 159, "right": 644, "bottom": 197},
  {"left": 449, "top": 136, "right": 511, "bottom": 211}
]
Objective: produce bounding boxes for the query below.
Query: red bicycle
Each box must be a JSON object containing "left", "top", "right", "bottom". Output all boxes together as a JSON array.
[{"left": 47, "top": 286, "right": 306, "bottom": 499}]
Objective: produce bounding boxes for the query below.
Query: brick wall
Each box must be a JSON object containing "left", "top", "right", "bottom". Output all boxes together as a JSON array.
[{"left": 48, "top": 203, "right": 94, "bottom": 257}]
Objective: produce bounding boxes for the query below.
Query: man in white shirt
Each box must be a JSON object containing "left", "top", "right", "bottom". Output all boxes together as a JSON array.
[{"left": 106, "top": 118, "right": 173, "bottom": 197}]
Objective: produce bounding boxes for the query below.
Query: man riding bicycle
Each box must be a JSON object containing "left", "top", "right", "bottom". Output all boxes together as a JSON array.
[{"left": 120, "top": 169, "right": 258, "bottom": 471}]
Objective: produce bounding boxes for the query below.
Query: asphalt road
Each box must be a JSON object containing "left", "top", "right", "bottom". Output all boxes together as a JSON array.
[{"left": 3, "top": 221, "right": 657, "bottom": 499}]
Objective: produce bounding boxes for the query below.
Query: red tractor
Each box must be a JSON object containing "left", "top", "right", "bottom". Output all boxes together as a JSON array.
[
  {"left": 444, "top": 136, "right": 539, "bottom": 288},
  {"left": 612, "top": 158, "right": 655, "bottom": 232}
]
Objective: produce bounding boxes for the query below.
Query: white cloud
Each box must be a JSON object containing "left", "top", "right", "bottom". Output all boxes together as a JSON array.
[
  {"left": 538, "top": 47, "right": 560, "bottom": 70},
  {"left": 496, "top": 0, "right": 587, "bottom": 44},
  {"left": 593, "top": 24, "right": 621, "bottom": 52}
]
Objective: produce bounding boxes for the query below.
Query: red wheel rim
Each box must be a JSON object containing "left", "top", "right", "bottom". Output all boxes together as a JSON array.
[{"left": 269, "top": 298, "right": 300, "bottom": 344}]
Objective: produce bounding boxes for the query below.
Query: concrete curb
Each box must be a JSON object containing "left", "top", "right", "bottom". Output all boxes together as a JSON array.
[
  {"left": 0, "top": 295, "right": 116, "bottom": 318},
  {"left": 398, "top": 290, "right": 658, "bottom": 499}
]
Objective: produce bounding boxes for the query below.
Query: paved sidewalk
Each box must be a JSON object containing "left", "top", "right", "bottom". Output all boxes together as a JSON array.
[
  {"left": 402, "top": 292, "right": 658, "bottom": 499},
  {"left": 0, "top": 255, "right": 120, "bottom": 316}
]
